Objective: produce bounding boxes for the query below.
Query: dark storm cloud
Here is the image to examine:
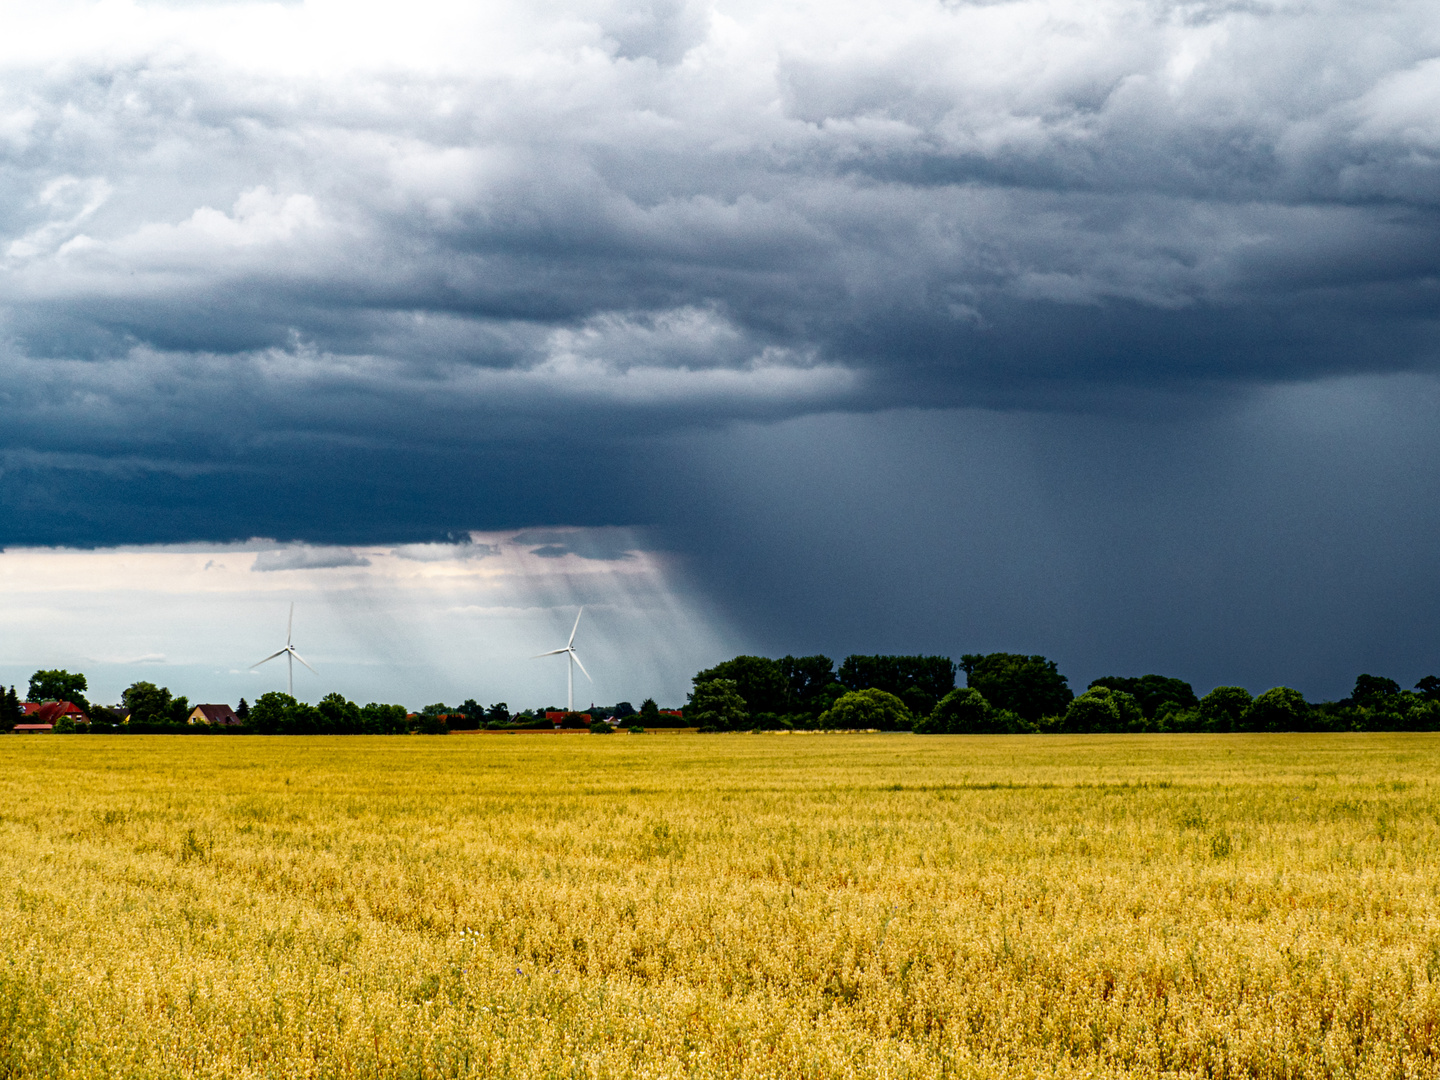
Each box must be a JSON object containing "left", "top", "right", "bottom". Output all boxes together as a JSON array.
[
  {"left": 1, "top": 0, "right": 1439, "bottom": 594},
  {"left": 656, "top": 379, "right": 1440, "bottom": 701}
]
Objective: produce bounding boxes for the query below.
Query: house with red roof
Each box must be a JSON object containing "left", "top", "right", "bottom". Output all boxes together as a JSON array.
[{"left": 21, "top": 701, "right": 87, "bottom": 724}]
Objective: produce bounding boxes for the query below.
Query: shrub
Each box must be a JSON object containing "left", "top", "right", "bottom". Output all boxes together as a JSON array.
[
  {"left": 589, "top": 720, "right": 613, "bottom": 734},
  {"left": 1198, "top": 686, "right": 1252, "bottom": 732},
  {"left": 819, "top": 689, "right": 911, "bottom": 731},
  {"left": 1245, "top": 687, "right": 1310, "bottom": 731},
  {"left": 685, "top": 680, "right": 749, "bottom": 732},
  {"left": 959, "top": 653, "right": 1072, "bottom": 722},
  {"left": 1062, "top": 686, "right": 1144, "bottom": 733},
  {"left": 916, "top": 687, "right": 993, "bottom": 734}
]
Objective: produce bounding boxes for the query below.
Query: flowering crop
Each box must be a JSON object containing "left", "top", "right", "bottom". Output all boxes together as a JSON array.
[{"left": 0, "top": 732, "right": 1437, "bottom": 1078}]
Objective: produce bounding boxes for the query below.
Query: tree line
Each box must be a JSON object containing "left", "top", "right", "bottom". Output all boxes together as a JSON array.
[
  {"left": 683, "top": 653, "right": 1440, "bottom": 733},
  {"left": 7, "top": 657, "right": 1440, "bottom": 735}
]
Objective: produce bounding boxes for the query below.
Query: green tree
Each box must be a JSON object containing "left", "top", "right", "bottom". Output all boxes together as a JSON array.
[
  {"left": 838, "top": 655, "right": 956, "bottom": 718},
  {"left": 1406, "top": 699, "right": 1440, "bottom": 731},
  {"left": 28, "top": 669, "right": 90, "bottom": 712},
  {"left": 1417, "top": 676, "right": 1440, "bottom": 703},
  {"left": 1197, "top": 686, "right": 1252, "bottom": 731},
  {"left": 820, "top": 688, "right": 912, "bottom": 731},
  {"left": 0, "top": 686, "right": 20, "bottom": 731},
  {"left": 123, "top": 681, "right": 174, "bottom": 724},
  {"left": 1087, "top": 675, "right": 1197, "bottom": 720},
  {"left": 778, "top": 655, "right": 838, "bottom": 715},
  {"left": 685, "top": 679, "right": 749, "bottom": 731},
  {"left": 692, "top": 656, "right": 788, "bottom": 718},
  {"left": 1350, "top": 675, "right": 1402, "bottom": 710},
  {"left": 317, "top": 692, "right": 362, "bottom": 734},
  {"left": 960, "top": 654, "right": 1073, "bottom": 722},
  {"left": 1062, "top": 686, "right": 1145, "bottom": 733},
  {"left": 638, "top": 698, "right": 661, "bottom": 725},
  {"left": 360, "top": 702, "right": 409, "bottom": 734},
  {"left": 248, "top": 691, "right": 297, "bottom": 734},
  {"left": 916, "top": 687, "right": 994, "bottom": 734},
  {"left": 1246, "top": 687, "right": 1310, "bottom": 731}
]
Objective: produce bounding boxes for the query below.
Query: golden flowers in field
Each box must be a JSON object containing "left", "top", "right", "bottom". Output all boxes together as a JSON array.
[{"left": 1, "top": 732, "right": 1438, "bottom": 1078}]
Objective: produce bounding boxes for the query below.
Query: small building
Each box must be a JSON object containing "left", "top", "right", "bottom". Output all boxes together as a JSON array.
[
  {"left": 13, "top": 723, "right": 55, "bottom": 733},
  {"left": 187, "top": 704, "right": 242, "bottom": 727},
  {"left": 545, "top": 711, "right": 591, "bottom": 723}
]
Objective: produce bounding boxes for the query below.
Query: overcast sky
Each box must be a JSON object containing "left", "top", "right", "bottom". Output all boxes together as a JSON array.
[{"left": 2, "top": 0, "right": 1439, "bottom": 706}]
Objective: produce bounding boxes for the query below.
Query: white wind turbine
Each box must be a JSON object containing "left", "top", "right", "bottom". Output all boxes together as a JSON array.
[
  {"left": 533, "top": 606, "right": 591, "bottom": 712},
  {"left": 250, "top": 602, "right": 316, "bottom": 697}
]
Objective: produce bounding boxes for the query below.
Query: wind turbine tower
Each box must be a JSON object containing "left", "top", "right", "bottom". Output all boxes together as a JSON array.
[
  {"left": 251, "top": 602, "right": 317, "bottom": 697},
  {"left": 533, "top": 607, "right": 591, "bottom": 712}
]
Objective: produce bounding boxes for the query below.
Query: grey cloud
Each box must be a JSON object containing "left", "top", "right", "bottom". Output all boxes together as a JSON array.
[
  {"left": 391, "top": 539, "right": 500, "bottom": 562},
  {"left": 3, "top": 0, "right": 1438, "bottom": 419},
  {"left": 252, "top": 547, "right": 371, "bottom": 572},
  {"left": 1, "top": 0, "right": 1439, "bottom": 566}
]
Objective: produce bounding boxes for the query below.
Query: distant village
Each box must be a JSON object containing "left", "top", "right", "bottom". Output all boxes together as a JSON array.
[{"left": 0, "top": 669, "right": 686, "bottom": 735}]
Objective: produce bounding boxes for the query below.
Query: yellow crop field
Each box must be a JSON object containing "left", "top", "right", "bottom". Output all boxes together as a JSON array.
[{"left": 1, "top": 732, "right": 1439, "bottom": 1079}]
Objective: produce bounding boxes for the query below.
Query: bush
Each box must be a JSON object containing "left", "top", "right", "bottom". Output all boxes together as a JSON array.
[
  {"left": 819, "top": 689, "right": 911, "bottom": 731},
  {"left": 685, "top": 680, "right": 749, "bottom": 732},
  {"left": 1246, "top": 687, "right": 1310, "bottom": 731},
  {"left": 691, "top": 657, "right": 788, "bottom": 717},
  {"left": 589, "top": 720, "right": 613, "bottom": 734},
  {"left": 1062, "top": 686, "right": 1145, "bottom": 733},
  {"left": 959, "top": 654, "right": 1073, "bottom": 722},
  {"left": 360, "top": 702, "right": 409, "bottom": 734},
  {"left": 1088, "top": 675, "right": 1197, "bottom": 720},
  {"left": 1198, "top": 686, "right": 1253, "bottom": 732},
  {"left": 627, "top": 725, "right": 646, "bottom": 734},
  {"left": 916, "top": 687, "right": 993, "bottom": 734},
  {"left": 1155, "top": 705, "right": 1203, "bottom": 732}
]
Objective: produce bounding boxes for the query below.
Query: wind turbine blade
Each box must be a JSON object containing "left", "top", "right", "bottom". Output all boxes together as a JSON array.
[
  {"left": 532, "top": 648, "right": 569, "bottom": 658},
  {"left": 290, "top": 650, "right": 318, "bottom": 675},
  {"left": 251, "top": 649, "right": 288, "bottom": 668},
  {"left": 568, "top": 606, "right": 583, "bottom": 648},
  {"left": 287, "top": 602, "right": 294, "bottom": 646},
  {"left": 571, "top": 650, "right": 592, "bottom": 682}
]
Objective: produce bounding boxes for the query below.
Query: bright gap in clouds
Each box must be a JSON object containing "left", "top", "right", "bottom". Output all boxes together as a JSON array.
[{"left": 0, "top": 528, "right": 741, "bottom": 710}]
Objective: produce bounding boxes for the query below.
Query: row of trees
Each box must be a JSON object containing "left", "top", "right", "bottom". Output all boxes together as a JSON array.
[
  {"left": 683, "top": 653, "right": 959, "bottom": 730},
  {"left": 685, "top": 653, "right": 1440, "bottom": 734},
  {"left": 11, "top": 658, "right": 1440, "bottom": 736}
]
